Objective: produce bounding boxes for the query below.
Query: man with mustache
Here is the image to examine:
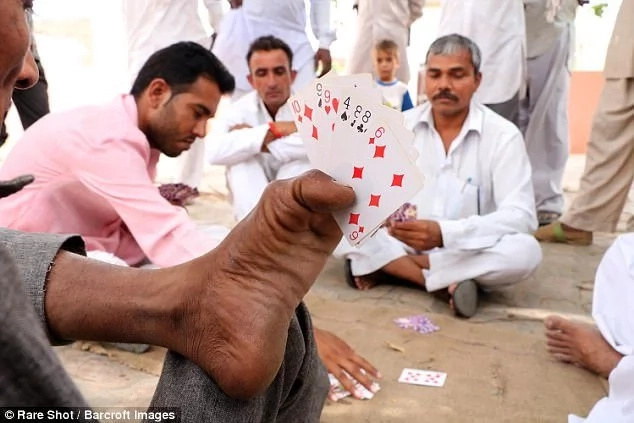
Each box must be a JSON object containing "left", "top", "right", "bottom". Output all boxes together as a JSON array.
[
  {"left": 207, "top": 36, "right": 311, "bottom": 221},
  {"left": 0, "top": 37, "right": 378, "bottom": 399},
  {"left": 437, "top": 0, "right": 525, "bottom": 126},
  {"left": 0, "top": 1, "right": 365, "bottom": 418},
  {"left": 339, "top": 34, "right": 542, "bottom": 318}
]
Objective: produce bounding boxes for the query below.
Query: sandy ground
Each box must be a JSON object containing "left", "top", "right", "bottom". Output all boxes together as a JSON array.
[
  {"left": 5, "top": 4, "right": 631, "bottom": 422},
  {"left": 50, "top": 156, "right": 624, "bottom": 423}
]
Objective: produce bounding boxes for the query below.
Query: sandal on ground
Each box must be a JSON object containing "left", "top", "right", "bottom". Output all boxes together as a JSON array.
[
  {"left": 534, "top": 221, "right": 592, "bottom": 246},
  {"left": 537, "top": 211, "right": 561, "bottom": 226},
  {"left": 450, "top": 280, "right": 478, "bottom": 318}
]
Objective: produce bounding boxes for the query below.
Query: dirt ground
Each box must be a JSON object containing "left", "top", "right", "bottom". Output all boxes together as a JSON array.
[
  {"left": 50, "top": 157, "right": 625, "bottom": 423},
  {"left": 8, "top": 9, "right": 630, "bottom": 422}
]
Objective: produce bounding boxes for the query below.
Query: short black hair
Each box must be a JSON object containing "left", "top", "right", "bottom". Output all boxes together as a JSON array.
[
  {"left": 130, "top": 41, "right": 235, "bottom": 98},
  {"left": 246, "top": 35, "right": 294, "bottom": 70}
]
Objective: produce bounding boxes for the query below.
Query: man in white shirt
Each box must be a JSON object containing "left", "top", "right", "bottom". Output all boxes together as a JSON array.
[
  {"left": 339, "top": 34, "right": 542, "bottom": 318},
  {"left": 545, "top": 233, "right": 633, "bottom": 423},
  {"left": 122, "top": 0, "right": 225, "bottom": 191},
  {"left": 521, "top": 0, "right": 579, "bottom": 226},
  {"left": 346, "top": 0, "right": 425, "bottom": 84},
  {"left": 207, "top": 36, "right": 311, "bottom": 221},
  {"left": 212, "top": 0, "right": 335, "bottom": 98},
  {"left": 438, "top": 0, "right": 525, "bottom": 125}
]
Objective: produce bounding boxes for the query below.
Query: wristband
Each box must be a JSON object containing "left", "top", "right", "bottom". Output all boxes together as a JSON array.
[{"left": 268, "top": 122, "right": 283, "bottom": 139}]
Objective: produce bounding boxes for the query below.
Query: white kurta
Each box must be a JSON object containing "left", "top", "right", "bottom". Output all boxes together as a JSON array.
[
  {"left": 438, "top": 0, "right": 526, "bottom": 105},
  {"left": 122, "top": 0, "right": 224, "bottom": 82},
  {"left": 206, "top": 91, "right": 310, "bottom": 220},
  {"left": 122, "top": 0, "right": 225, "bottom": 189},
  {"left": 346, "top": 0, "right": 425, "bottom": 83},
  {"left": 340, "top": 101, "right": 542, "bottom": 291},
  {"left": 212, "top": 0, "right": 336, "bottom": 96},
  {"left": 569, "top": 234, "right": 634, "bottom": 423},
  {"left": 520, "top": 0, "right": 577, "bottom": 215}
]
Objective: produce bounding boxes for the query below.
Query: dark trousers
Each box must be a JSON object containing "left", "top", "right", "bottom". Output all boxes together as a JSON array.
[
  {"left": 0, "top": 238, "right": 328, "bottom": 421},
  {"left": 150, "top": 302, "right": 329, "bottom": 422}
]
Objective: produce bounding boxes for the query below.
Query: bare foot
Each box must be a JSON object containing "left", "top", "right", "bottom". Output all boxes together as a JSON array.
[
  {"left": 544, "top": 315, "right": 623, "bottom": 378},
  {"left": 353, "top": 271, "right": 386, "bottom": 290},
  {"left": 178, "top": 170, "right": 355, "bottom": 398},
  {"left": 447, "top": 283, "right": 457, "bottom": 313}
]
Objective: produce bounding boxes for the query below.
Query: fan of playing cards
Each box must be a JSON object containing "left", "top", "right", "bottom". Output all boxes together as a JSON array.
[{"left": 290, "top": 72, "right": 424, "bottom": 247}]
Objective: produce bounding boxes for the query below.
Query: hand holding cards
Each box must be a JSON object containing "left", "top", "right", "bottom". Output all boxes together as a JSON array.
[{"left": 290, "top": 73, "right": 424, "bottom": 247}]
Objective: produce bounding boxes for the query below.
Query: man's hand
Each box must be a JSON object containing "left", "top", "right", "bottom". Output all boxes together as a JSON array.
[
  {"left": 314, "top": 327, "right": 380, "bottom": 399},
  {"left": 273, "top": 121, "right": 297, "bottom": 137},
  {"left": 388, "top": 219, "right": 443, "bottom": 251},
  {"left": 0, "top": 174, "right": 34, "bottom": 199},
  {"left": 314, "top": 48, "right": 332, "bottom": 77},
  {"left": 229, "top": 123, "right": 252, "bottom": 132}
]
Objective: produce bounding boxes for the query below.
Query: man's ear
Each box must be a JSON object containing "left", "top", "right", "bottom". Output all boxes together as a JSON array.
[
  {"left": 290, "top": 69, "right": 298, "bottom": 84},
  {"left": 474, "top": 72, "right": 482, "bottom": 90},
  {"left": 146, "top": 78, "right": 171, "bottom": 109},
  {"left": 247, "top": 73, "right": 255, "bottom": 89}
]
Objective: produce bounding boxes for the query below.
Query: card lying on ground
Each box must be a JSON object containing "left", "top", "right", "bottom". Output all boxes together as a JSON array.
[
  {"left": 290, "top": 72, "right": 424, "bottom": 247},
  {"left": 327, "top": 373, "right": 380, "bottom": 401},
  {"left": 398, "top": 368, "right": 447, "bottom": 388}
]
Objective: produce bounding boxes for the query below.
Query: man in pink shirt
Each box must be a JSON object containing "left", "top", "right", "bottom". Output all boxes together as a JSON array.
[
  {"left": 0, "top": 41, "right": 380, "bottom": 399},
  {"left": 0, "top": 42, "right": 232, "bottom": 267}
]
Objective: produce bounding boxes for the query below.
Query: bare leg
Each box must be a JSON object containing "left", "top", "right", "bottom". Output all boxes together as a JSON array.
[
  {"left": 353, "top": 254, "right": 425, "bottom": 290},
  {"left": 544, "top": 315, "right": 623, "bottom": 378}
]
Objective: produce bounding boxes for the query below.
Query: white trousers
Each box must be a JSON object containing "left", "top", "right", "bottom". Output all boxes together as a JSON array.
[
  {"left": 336, "top": 228, "right": 542, "bottom": 292},
  {"left": 226, "top": 155, "right": 311, "bottom": 221},
  {"left": 569, "top": 233, "right": 634, "bottom": 423},
  {"left": 520, "top": 25, "right": 572, "bottom": 214}
]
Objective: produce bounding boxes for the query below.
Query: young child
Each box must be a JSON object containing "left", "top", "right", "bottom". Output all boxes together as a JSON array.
[{"left": 373, "top": 39, "right": 414, "bottom": 112}]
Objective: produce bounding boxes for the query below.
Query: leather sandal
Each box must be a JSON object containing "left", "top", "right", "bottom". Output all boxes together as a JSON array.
[{"left": 534, "top": 221, "right": 592, "bottom": 246}]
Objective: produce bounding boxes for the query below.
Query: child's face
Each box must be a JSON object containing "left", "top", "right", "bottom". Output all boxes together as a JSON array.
[{"left": 373, "top": 50, "right": 400, "bottom": 82}]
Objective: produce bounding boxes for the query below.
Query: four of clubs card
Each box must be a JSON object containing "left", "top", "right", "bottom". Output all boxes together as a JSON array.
[{"left": 290, "top": 72, "right": 424, "bottom": 247}]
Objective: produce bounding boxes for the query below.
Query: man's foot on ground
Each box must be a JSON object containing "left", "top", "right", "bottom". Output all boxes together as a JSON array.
[
  {"left": 534, "top": 221, "right": 592, "bottom": 246},
  {"left": 352, "top": 272, "right": 386, "bottom": 290},
  {"left": 447, "top": 280, "right": 478, "bottom": 318},
  {"left": 544, "top": 315, "right": 623, "bottom": 378},
  {"left": 537, "top": 210, "right": 561, "bottom": 227}
]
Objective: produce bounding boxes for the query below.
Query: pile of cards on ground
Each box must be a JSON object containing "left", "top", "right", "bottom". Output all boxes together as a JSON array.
[{"left": 290, "top": 72, "right": 424, "bottom": 247}]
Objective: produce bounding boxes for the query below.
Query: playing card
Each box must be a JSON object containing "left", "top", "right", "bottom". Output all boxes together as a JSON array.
[
  {"left": 398, "top": 368, "right": 447, "bottom": 387},
  {"left": 291, "top": 74, "right": 425, "bottom": 246},
  {"left": 327, "top": 96, "right": 424, "bottom": 245},
  {"left": 294, "top": 74, "right": 382, "bottom": 168},
  {"left": 327, "top": 373, "right": 380, "bottom": 401},
  {"left": 288, "top": 94, "right": 331, "bottom": 170},
  {"left": 387, "top": 202, "right": 418, "bottom": 223}
]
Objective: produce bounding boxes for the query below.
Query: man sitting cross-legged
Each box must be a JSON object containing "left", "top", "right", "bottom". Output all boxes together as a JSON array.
[
  {"left": 0, "top": 42, "right": 379, "bottom": 398},
  {"left": 337, "top": 34, "right": 542, "bottom": 318},
  {"left": 544, "top": 233, "right": 634, "bottom": 423},
  {"left": 206, "top": 35, "right": 311, "bottom": 221}
]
